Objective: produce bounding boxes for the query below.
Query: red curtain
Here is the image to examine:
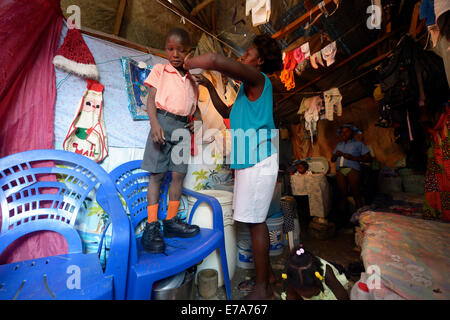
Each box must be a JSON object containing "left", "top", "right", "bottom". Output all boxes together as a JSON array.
[
  {"left": 0, "top": 0, "right": 62, "bottom": 156},
  {"left": 0, "top": 0, "right": 67, "bottom": 264}
]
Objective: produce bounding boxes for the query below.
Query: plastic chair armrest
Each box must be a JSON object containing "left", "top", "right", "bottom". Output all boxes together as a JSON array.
[{"left": 181, "top": 188, "right": 224, "bottom": 231}]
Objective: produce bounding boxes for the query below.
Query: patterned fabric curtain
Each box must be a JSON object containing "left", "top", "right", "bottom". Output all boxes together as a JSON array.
[
  {"left": 0, "top": 0, "right": 63, "bottom": 156},
  {"left": 0, "top": 0, "right": 65, "bottom": 264},
  {"left": 423, "top": 106, "right": 450, "bottom": 221}
]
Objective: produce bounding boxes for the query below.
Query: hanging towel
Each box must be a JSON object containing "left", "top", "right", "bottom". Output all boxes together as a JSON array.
[
  {"left": 283, "top": 50, "right": 297, "bottom": 71},
  {"left": 321, "top": 41, "right": 337, "bottom": 66},
  {"left": 280, "top": 69, "right": 295, "bottom": 91},
  {"left": 323, "top": 87, "right": 342, "bottom": 121},
  {"left": 246, "top": 0, "right": 271, "bottom": 26},
  {"left": 293, "top": 46, "right": 305, "bottom": 64},
  {"left": 63, "top": 79, "right": 108, "bottom": 162}
]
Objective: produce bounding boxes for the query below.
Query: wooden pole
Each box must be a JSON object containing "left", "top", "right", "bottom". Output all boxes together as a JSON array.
[
  {"left": 272, "top": 0, "right": 334, "bottom": 40},
  {"left": 80, "top": 26, "right": 167, "bottom": 58},
  {"left": 191, "top": 0, "right": 214, "bottom": 17},
  {"left": 113, "top": 0, "right": 127, "bottom": 36}
]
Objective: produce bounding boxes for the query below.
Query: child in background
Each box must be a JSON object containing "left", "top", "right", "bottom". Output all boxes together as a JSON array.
[
  {"left": 140, "top": 27, "right": 201, "bottom": 253},
  {"left": 281, "top": 244, "right": 350, "bottom": 300},
  {"left": 295, "top": 160, "right": 310, "bottom": 175}
]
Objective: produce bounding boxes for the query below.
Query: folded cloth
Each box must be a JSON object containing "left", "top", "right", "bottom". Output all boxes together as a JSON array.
[{"left": 321, "top": 41, "right": 337, "bottom": 66}]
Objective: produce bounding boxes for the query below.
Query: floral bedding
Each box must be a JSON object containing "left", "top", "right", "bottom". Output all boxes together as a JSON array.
[{"left": 358, "top": 211, "right": 450, "bottom": 300}]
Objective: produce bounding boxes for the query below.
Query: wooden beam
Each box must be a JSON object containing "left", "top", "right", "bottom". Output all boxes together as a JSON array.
[
  {"left": 211, "top": 1, "right": 216, "bottom": 35},
  {"left": 357, "top": 50, "right": 392, "bottom": 71},
  {"left": 276, "top": 27, "right": 404, "bottom": 106},
  {"left": 113, "top": 0, "right": 127, "bottom": 36},
  {"left": 156, "top": 0, "right": 208, "bottom": 32},
  {"left": 272, "top": 0, "right": 334, "bottom": 40},
  {"left": 191, "top": 0, "right": 214, "bottom": 17},
  {"left": 80, "top": 26, "right": 167, "bottom": 59}
]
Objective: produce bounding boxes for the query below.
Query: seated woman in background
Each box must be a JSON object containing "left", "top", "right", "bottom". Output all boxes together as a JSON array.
[{"left": 331, "top": 124, "right": 372, "bottom": 226}]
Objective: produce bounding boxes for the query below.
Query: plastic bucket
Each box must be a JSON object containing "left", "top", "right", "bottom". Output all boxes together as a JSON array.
[
  {"left": 237, "top": 239, "right": 254, "bottom": 269},
  {"left": 187, "top": 190, "right": 236, "bottom": 287},
  {"left": 151, "top": 266, "right": 196, "bottom": 300},
  {"left": 267, "top": 216, "right": 284, "bottom": 256},
  {"left": 235, "top": 215, "right": 285, "bottom": 267}
]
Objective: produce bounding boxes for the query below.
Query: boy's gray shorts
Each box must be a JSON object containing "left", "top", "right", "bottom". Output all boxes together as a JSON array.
[{"left": 141, "top": 113, "right": 190, "bottom": 174}]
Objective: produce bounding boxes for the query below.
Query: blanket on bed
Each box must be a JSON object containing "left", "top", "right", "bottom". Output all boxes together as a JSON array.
[{"left": 358, "top": 211, "right": 450, "bottom": 300}]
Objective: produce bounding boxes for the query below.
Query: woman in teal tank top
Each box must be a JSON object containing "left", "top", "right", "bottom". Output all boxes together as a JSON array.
[{"left": 184, "top": 35, "right": 283, "bottom": 300}]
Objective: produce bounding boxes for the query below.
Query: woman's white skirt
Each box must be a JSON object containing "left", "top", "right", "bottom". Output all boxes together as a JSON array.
[{"left": 232, "top": 153, "right": 278, "bottom": 223}]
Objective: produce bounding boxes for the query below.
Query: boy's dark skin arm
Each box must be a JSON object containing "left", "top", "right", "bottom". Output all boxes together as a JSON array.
[{"left": 146, "top": 86, "right": 165, "bottom": 145}]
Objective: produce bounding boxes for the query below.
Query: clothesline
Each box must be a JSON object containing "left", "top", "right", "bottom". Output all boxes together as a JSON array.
[
  {"left": 274, "top": 64, "right": 379, "bottom": 98},
  {"left": 155, "top": 0, "right": 241, "bottom": 56}
]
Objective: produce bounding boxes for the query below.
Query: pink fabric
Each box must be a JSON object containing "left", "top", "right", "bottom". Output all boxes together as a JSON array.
[
  {"left": 0, "top": 0, "right": 67, "bottom": 264},
  {"left": 144, "top": 63, "right": 199, "bottom": 117}
]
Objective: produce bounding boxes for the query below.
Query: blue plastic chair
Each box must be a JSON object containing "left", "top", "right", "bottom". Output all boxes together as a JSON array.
[
  {"left": 0, "top": 150, "right": 130, "bottom": 300},
  {"left": 108, "top": 160, "right": 232, "bottom": 300}
]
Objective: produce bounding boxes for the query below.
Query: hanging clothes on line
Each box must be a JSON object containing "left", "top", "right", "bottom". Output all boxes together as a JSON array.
[
  {"left": 246, "top": 0, "right": 271, "bottom": 26},
  {"left": 321, "top": 41, "right": 337, "bottom": 66},
  {"left": 298, "top": 95, "right": 324, "bottom": 145},
  {"left": 323, "top": 87, "right": 342, "bottom": 121},
  {"left": 280, "top": 50, "right": 297, "bottom": 90}
]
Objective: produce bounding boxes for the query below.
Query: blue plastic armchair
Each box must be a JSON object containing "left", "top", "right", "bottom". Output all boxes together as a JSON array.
[
  {"left": 108, "top": 160, "right": 232, "bottom": 300},
  {"left": 0, "top": 150, "right": 130, "bottom": 300}
]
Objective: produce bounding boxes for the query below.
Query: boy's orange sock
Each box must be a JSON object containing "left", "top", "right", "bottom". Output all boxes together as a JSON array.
[
  {"left": 166, "top": 200, "right": 180, "bottom": 220},
  {"left": 147, "top": 204, "right": 159, "bottom": 223}
]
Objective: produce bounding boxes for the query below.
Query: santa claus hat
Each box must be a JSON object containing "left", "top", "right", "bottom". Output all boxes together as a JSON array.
[{"left": 53, "top": 27, "right": 99, "bottom": 80}]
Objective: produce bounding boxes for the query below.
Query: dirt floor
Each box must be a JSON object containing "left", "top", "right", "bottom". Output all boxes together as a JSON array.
[{"left": 197, "top": 225, "right": 362, "bottom": 300}]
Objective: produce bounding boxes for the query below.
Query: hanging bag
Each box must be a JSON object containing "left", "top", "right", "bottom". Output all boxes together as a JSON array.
[{"left": 63, "top": 79, "right": 108, "bottom": 162}]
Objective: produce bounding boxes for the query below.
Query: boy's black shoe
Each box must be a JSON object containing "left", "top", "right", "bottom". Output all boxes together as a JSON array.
[
  {"left": 163, "top": 216, "right": 200, "bottom": 238},
  {"left": 141, "top": 221, "right": 165, "bottom": 253}
]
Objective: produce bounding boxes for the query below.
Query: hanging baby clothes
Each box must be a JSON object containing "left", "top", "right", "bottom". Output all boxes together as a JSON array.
[
  {"left": 299, "top": 96, "right": 323, "bottom": 144},
  {"left": 245, "top": 0, "right": 271, "bottom": 26},
  {"left": 63, "top": 79, "right": 108, "bottom": 162},
  {"left": 280, "top": 50, "right": 297, "bottom": 90},
  {"left": 310, "top": 51, "right": 324, "bottom": 69},
  {"left": 321, "top": 41, "right": 337, "bottom": 66},
  {"left": 301, "top": 42, "right": 311, "bottom": 59},
  {"left": 323, "top": 88, "right": 342, "bottom": 121},
  {"left": 293, "top": 46, "right": 305, "bottom": 64}
]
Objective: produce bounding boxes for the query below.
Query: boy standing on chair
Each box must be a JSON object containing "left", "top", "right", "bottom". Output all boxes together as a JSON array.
[{"left": 141, "top": 27, "right": 201, "bottom": 253}]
